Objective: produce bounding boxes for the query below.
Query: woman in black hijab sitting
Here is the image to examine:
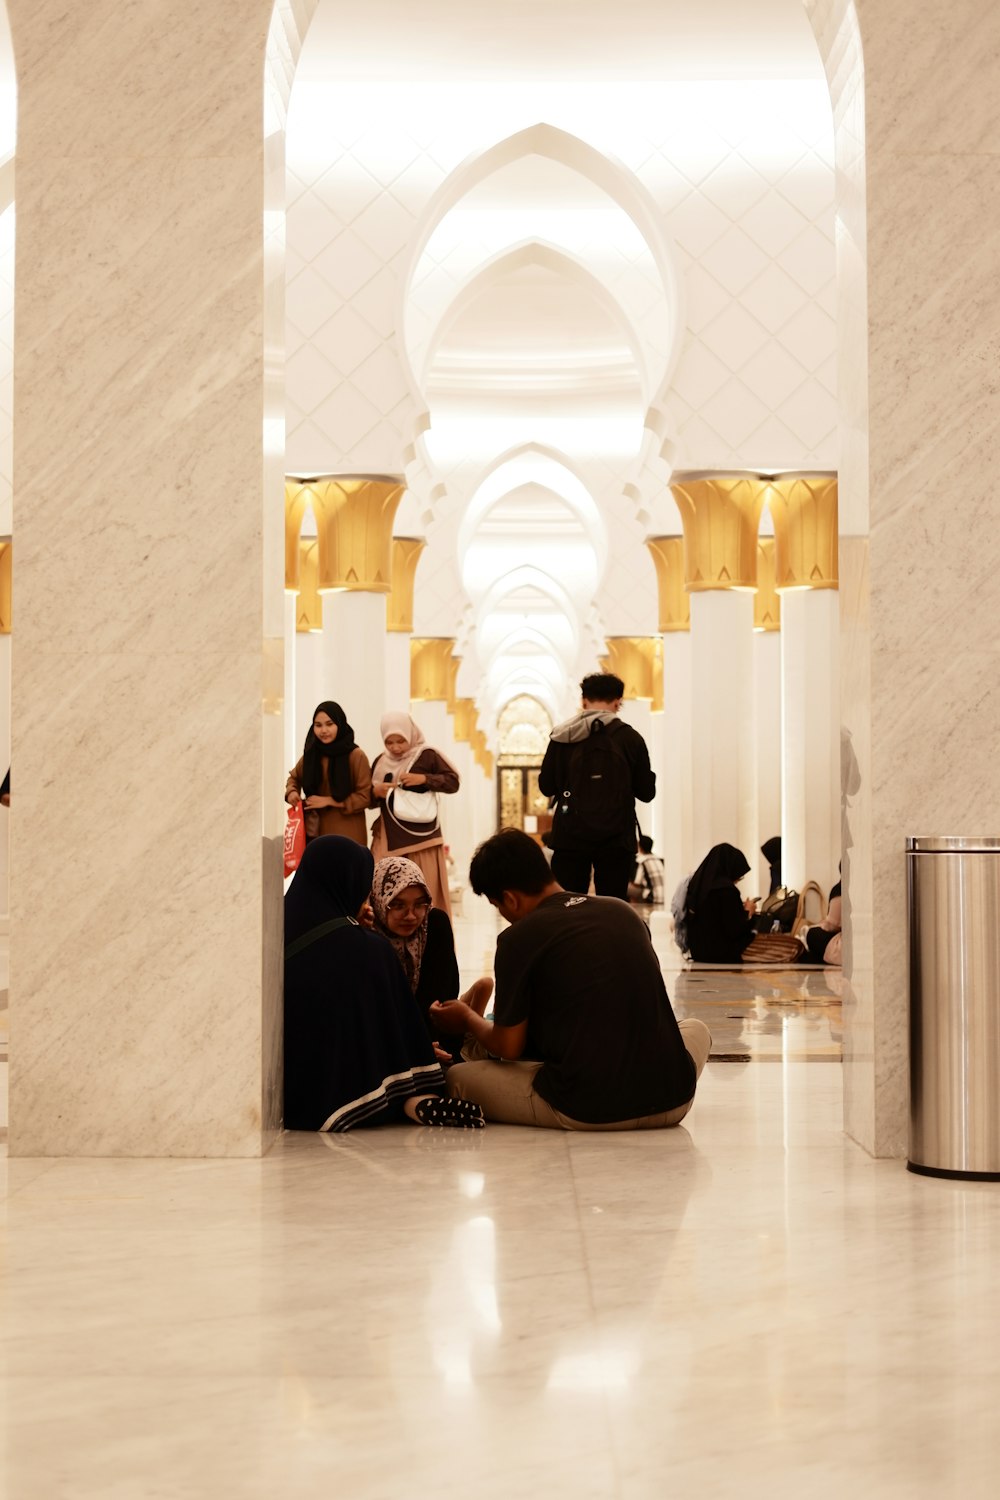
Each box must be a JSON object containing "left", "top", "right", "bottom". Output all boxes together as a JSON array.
[
  {"left": 285, "top": 701, "right": 372, "bottom": 847},
  {"left": 284, "top": 836, "right": 485, "bottom": 1131},
  {"left": 685, "top": 844, "right": 757, "bottom": 963}
]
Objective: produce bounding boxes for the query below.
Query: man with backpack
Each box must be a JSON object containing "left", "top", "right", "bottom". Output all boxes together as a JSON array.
[{"left": 538, "top": 672, "right": 656, "bottom": 901}]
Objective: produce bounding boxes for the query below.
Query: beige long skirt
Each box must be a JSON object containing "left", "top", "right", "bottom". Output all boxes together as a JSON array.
[{"left": 370, "top": 824, "right": 452, "bottom": 918}]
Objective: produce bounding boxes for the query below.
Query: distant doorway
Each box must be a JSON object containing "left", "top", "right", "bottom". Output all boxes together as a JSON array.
[{"left": 495, "top": 696, "right": 553, "bottom": 840}]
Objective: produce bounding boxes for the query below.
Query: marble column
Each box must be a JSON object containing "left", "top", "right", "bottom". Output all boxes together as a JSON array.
[
  {"left": 385, "top": 537, "right": 425, "bottom": 710},
  {"left": 754, "top": 539, "right": 782, "bottom": 899},
  {"left": 286, "top": 475, "right": 405, "bottom": 768},
  {"left": 801, "top": 0, "right": 1000, "bottom": 1156},
  {"left": 769, "top": 475, "right": 840, "bottom": 895},
  {"left": 646, "top": 536, "right": 693, "bottom": 899},
  {"left": 7, "top": 0, "right": 284, "bottom": 1156},
  {"left": 286, "top": 536, "right": 324, "bottom": 763},
  {"left": 670, "top": 475, "right": 765, "bottom": 866},
  {"left": 410, "top": 636, "right": 460, "bottom": 862},
  {"left": 0, "top": 540, "right": 9, "bottom": 933},
  {"left": 601, "top": 633, "right": 663, "bottom": 852}
]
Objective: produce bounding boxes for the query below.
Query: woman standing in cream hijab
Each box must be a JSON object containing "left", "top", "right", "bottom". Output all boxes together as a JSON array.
[{"left": 369, "top": 711, "right": 460, "bottom": 916}]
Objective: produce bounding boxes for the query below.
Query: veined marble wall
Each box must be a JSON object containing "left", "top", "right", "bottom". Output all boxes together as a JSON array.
[
  {"left": 6, "top": 0, "right": 285, "bottom": 1156},
  {"left": 806, "top": 0, "right": 1000, "bottom": 1156}
]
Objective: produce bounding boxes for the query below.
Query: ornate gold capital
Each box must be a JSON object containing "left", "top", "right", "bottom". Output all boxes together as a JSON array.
[
  {"left": 469, "top": 725, "right": 494, "bottom": 777},
  {"left": 453, "top": 698, "right": 477, "bottom": 743},
  {"left": 295, "top": 540, "right": 323, "bottom": 633},
  {"left": 410, "top": 637, "right": 456, "bottom": 701},
  {"left": 754, "top": 539, "right": 781, "bottom": 632},
  {"left": 601, "top": 636, "right": 664, "bottom": 714},
  {"left": 669, "top": 473, "right": 767, "bottom": 591},
  {"left": 386, "top": 537, "right": 426, "bottom": 633},
  {"left": 446, "top": 654, "right": 461, "bottom": 712},
  {"left": 285, "top": 474, "right": 405, "bottom": 594},
  {"left": 645, "top": 536, "right": 690, "bottom": 632},
  {"left": 767, "top": 473, "right": 838, "bottom": 590},
  {"left": 0, "top": 541, "right": 10, "bottom": 634}
]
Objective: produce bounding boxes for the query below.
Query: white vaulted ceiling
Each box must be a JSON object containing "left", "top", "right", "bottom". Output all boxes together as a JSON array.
[
  {"left": 296, "top": 0, "right": 824, "bottom": 82},
  {"left": 286, "top": 0, "right": 834, "bottom": 729}
]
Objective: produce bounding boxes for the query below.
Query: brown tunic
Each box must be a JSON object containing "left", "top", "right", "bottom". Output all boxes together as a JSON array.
[
  {"left": 369, "top": 747, "right": 459, "bottom": 855},
  {"left": 286, "top": 746, "right": 372, "bottom": 847},
  {"left": 369, "top": 748, "right": 460, "bottom": 917}
]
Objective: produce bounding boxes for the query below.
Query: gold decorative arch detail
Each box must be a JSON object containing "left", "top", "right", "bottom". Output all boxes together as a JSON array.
[
  {"left": 601, "top": 636, "right": 664, "bottom": 713},
  {"left": 754, "top": 539, "right": 781, "bottom": 631},
  {"left": 284, "top": 475, "right": 405, "bottom": 594},
  {"left": 645, "top": 535, "right": 690, "bottom": 632},
  {"left": 410, "top": 637, "right": 456, "bottom": 701},
  {"left": 295, "top": 539, "right": 323, "bottom": 633},
  {"left": 669, "top": 473, "right": 767, "bottom": 592},
  {"left": 766, "top": 473, "right": 839, "bottom": 590},
  {"left": 0, "top": 541, "right": 11, "bottom": 634},
  {"left": 386, "top": 537, "right": 426, "bottom": 632}
]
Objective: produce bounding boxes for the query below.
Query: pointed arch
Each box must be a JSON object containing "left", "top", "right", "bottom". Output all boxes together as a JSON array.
[{"left": 423, "top": 240, "right": 648, "bottom": 397}]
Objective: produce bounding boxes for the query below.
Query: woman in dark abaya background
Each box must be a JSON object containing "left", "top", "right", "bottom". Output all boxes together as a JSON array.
[
  {"left": 685, "top": 844, "right": 757, "bottom": 963},
  {"left": 684, "top": 843, "right": 802, "bottom": 964},
  {"left": 285, "top": 701, "right": 372, "bottom": 846},
  {"left": 761, "top": 835, "right": 782, "bottom": 896},
  {"left": 284, "top": 836, "right": 485, "bottom": 1131}
]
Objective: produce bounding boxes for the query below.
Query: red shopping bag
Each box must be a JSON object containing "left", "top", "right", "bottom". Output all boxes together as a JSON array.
[{"left": 283, "top": 802, "right": 306, "bottom": 877}]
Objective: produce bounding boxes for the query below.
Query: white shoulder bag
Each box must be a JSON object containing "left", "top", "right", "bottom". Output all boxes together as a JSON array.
[{"left": 386, "top": 784, "right": 440, "bottom": 836}]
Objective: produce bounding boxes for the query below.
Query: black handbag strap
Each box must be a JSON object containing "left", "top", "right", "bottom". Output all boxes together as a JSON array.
[{"left": 284, "top": 915, "right": 358, "bottom": 960}]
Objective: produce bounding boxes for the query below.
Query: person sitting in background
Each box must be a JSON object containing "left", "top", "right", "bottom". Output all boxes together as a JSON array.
[
  {"left": 628, "top": 834, "right": 665, "bottom": 910},
  {"left": 435, "top": 829, "right": 711, "bottom": 1131},
  {"left": 284, "top": 836, "right": 484, "bottom": 1132},
  {"left": 761, "top": 835, "right": 782, "bottom": 895},
  {"left": 369, "top": 712, "right": 460, "bottom": 917},
  {"left": 684, "top": 843, "right": 803, "bottom": 964},
  {"left": 804, "top": 869, "right": 843, "bottom": 966},
  {"left": 285, "top": 701, "right": 372, "bottom": 847},
  {"left": 371, "top": 855, "right": 492, "bottom": 1062}
]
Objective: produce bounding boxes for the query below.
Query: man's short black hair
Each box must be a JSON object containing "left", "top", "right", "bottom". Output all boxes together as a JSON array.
[
  {"left": 581, "top": 672, "right": 624, "bottom": 701},
  {"left": 638, "top": 834, "right": 654, "bottom": 854},
  {"left": 469, "top": 828, "right": 553, "bottom": 902}
]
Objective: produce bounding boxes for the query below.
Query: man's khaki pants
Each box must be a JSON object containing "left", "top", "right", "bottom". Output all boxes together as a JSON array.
[{"left": 447, "top": 1018, "right": 712, "bottom": 1131}]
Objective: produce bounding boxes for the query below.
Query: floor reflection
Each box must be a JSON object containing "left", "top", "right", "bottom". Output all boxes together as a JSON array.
[
  {"left": 451, "top": 898, "right": 843, "bottom": 1066},
  {"left": 668, "top": 966, "right": 842, "bottom": 1062}
]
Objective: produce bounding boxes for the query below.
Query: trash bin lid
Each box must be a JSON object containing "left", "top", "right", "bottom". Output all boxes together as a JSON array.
[{"left": 907, "top": 836, "right": 1000, "bottom": 853}]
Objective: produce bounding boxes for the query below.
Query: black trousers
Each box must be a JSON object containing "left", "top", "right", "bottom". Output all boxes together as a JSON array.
[{"left": 550, "top": 847, "right": 634, "bottom": 902}]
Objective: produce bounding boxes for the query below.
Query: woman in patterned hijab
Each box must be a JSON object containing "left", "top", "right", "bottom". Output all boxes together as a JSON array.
[{"left": 371, "top": 855, "right": 493, "bottom": 1061}]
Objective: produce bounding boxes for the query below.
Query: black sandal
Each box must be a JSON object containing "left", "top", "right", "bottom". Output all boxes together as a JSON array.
[{"left": 412, "top": 1096, "right": 485, "bottom": 1129}]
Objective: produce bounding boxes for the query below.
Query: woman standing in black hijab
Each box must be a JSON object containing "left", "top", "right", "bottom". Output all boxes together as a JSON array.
[
  {"left": 684, "top": 843, "right": 759, "bottom": 963},
  {"left": 285, "top": 701, "right": 372, "bottom": 847},
  {"left": 284, "top": 836, "right": 485, "bottom": 1131}
]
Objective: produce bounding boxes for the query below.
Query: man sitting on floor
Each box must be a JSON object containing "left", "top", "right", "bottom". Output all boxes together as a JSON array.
[{"left": 431, "top": 828, "right": 711, "bottom": 1131}]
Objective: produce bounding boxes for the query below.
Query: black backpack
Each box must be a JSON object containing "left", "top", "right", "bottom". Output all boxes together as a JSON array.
[{"left": 559, "top": 720, "right": 634, "bottom": 840}]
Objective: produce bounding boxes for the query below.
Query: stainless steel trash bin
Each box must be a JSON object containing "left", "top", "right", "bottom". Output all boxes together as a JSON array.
[{"left": 908, "top": 836, "right": 1000, "bottom": 1179}]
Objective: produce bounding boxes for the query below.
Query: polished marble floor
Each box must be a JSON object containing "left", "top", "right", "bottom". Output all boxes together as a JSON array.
[
  {"left": 5, "top": 1062, "right": 1000, "bottom": 1497},
  {"left": 9, "top": 913, "right": 999, "bottom": 1497}
]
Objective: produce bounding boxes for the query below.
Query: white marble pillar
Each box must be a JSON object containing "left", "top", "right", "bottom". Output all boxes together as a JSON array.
[
  {"left": 803, "top": 0, "right": 1000, "bottom": 1156},
  {"left": 689, "top": 591, "right": 757, "bottom": 863},
  {"left": 780, "top": 589, "right": 840, "bottom": 893},
  {"left": 660, "top": 633, "right": 693, "bottom": 901},
  {"left": 754, "top": 630, "right": 782, "bottom": 894},
  {"left": 0, "top": 631, "right": 9, "bottom": 932},
  {"left": 385, "top": 633, "right": 411, "bottom": 712},
  {"left": 670, "top": 477, "right": 765, "bottom": 871},
  {"left": 321, "top": 590, "right": 387, "bottom": 770},
  {"left": 7, "top": 0, "right": 283, "bottom": 1156}
]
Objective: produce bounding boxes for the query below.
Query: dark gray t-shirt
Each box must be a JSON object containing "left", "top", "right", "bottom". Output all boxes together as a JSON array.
[{"left": 492, "top": 893, "right": 696, "bottom": 1123}]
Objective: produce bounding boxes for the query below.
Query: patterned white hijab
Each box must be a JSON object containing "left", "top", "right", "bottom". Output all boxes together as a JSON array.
[{"left": 371, "top": 856, "right": 430, "bottom": 993}]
